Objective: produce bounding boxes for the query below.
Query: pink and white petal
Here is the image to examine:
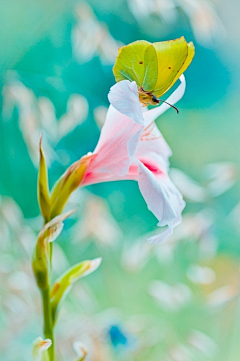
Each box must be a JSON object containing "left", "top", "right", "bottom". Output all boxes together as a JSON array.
[
  {"left": 108, "top": 80, "right": 144, "bottom": 126},
  {"left": 81, "top": 169, "right": 116, "bottom": 186},
  {"left": 138, "top": 162, "right": 176, "bottom": 224},
  {"left": 82, "top": 161, "right": 139, "bottom": 186},
  {"left": 156, "top": 175, "right": 185, "bottom": 227},
  {"left": 92, "top": 105, "right": 144, "bottom": 177},
  {"left": 137, "top": 123, "right": 172, "bottom": 165},
  {"left": 147, "top": 179, "right": 185, "bottom": 244},
  {"left": 143, "top": 75, "right": 186, "bottom": 125},
  {"left": 138, "top": 161, "right": 185, "bottom": 243}
]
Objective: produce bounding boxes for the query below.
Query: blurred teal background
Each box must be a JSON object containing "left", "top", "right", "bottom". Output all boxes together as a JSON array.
[{"left": 1, "top": 0, "right": 240, "bottom": 360}]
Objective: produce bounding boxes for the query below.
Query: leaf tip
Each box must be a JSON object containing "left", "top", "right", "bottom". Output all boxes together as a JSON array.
[
  {"left": 39, "top": 133, "right": 44, "bottom": 157},
  {"left": 89, "top": 257, "right": 102, "bottom": 273}
]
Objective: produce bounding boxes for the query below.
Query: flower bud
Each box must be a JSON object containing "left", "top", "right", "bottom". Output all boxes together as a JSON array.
[{"left": 38, "top": 135, "right": 51, "bottom": 222}]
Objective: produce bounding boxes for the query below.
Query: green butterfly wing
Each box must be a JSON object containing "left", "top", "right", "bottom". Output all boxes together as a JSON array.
[
  {"left": 164, "top": 41, "right": 195, "bottom": 94},
  {"left": 113, "top": 37, "right": 195, "bottom": 105},
  {"left": 142, "top": 44, "right": 159, "bottom": 91},
  {"left": 113, "top": 40, "right": 158, "bottom": 92},
  {"left": 152, "top": 37, "right": 189, "bottom": 97}
]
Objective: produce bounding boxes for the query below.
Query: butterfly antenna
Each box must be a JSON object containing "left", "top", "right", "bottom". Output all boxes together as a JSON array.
[{"left": 158, "top": 99, "right": 179, "bottom": 114}]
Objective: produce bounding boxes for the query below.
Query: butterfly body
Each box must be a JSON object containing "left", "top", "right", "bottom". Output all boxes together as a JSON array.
[
  {"left": 139, "top": 87, "right": 160, "bottom": 106},
  {"left": 139, "top": 87, "right": 179, "bottom": 113}
]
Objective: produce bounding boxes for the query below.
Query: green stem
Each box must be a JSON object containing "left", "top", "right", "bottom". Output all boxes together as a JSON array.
[
  {"left": 42, "top": 288, "right": 55, "bottom": 361},
  {"left": 49, "top": 242, "right": 53, "bottom": 268}
]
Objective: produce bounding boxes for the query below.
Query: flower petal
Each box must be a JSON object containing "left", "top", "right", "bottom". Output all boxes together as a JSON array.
[
  {"left": 108, "top": 80, "right": 144, "bottom": 126},
  {"left": 83, "top": 81, "right": 145, "bottom": 181},
  {"left": 138, "top": 161, "right": 185, "bottom": 243},
  {"left": 137, "top": 123, "right": 172, "bottom": 166},
  {"left": 84, "top": 105, "right": 143, "bottom": 180}
]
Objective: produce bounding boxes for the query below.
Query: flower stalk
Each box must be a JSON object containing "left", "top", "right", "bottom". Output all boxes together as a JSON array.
[
  {"left": 42, "top": 288, "right": 54, "bottom": 361},
  {"left": 32, "top": 142, "right": 101, "bottom": 360}
]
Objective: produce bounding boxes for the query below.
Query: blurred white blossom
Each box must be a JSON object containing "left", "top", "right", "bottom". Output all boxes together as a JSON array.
[
  {"left": 94, "top": 105, "right": 108, "bottom": 129},
  {"left": 228, "top": 201, "right": 240, "bottom": 234},
  {"left": 73, "top": 341, "right": 88, "bottom": 360},
  {"left": 122, "top": 239, "right": 154, "bottom": 272},
  {"left": 122, "top": 209, "right": 217, "bottom": 272},
  {"left": 204, "top": 162, "right": 238, "bottom": 197},
  {"left": 2, "top": 75, "right": 88, "bottom": 165},
  {"left": 156, "top": 210, "right": 217, "bottom": 263},
  {"left": 170, "top": 163, "right": 237, "bottom": 202},
  {"left": 0, "top": 197, "right": 40, "bottom": 357},
  {"left": 72, "top": 3, "right": 123, "bottom": 64},
  {"left": 167, "top": 330, "right": 217, "bottom": 361},
  {"left": 128, "top": 0, "right": 226, "bottom": 47},
  {"left": 170, "top": 168, "right": 207, "bottom": 203},
  {"left": 207, "top": 285, "right": 238, "bottom": 309},
  {"left": 168, "top": 343, "right": 193, "bottom": 361},
  {"left": 188, "top": 329, "right": 217, "bottom": 357},
  {"left": 148, "top": 281, "right": 192, "bottom": 311},
  {"left": 186, "top": 264, "right": 216, "bottom": 285},
  {"left": 70, "top": 190, "right": 122, "bottom": 247}
]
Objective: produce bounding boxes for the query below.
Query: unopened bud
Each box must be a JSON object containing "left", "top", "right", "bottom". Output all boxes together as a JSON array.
[{"left": 38, "top": 135, "right": 51, "bottom": 222}]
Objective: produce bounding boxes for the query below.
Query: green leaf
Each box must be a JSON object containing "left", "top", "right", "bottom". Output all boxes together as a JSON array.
[{"left": 50, "top": 258, "right": 102, "bottom": 323}]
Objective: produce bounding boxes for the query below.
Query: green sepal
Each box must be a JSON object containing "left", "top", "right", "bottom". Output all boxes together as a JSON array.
[
  {"left": 38, "top": 135, "right": 51, "bottom": 222},
  {"left": 50, "top": 156, "right": 91, "bottom": 219},
  {"left": 51, "top": 258, "right": 102, "bottom": 323}
]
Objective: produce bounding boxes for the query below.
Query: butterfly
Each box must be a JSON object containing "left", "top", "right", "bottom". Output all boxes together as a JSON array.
[{"left": 113, "top": 37, "right": 195, "bottom": 110}]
